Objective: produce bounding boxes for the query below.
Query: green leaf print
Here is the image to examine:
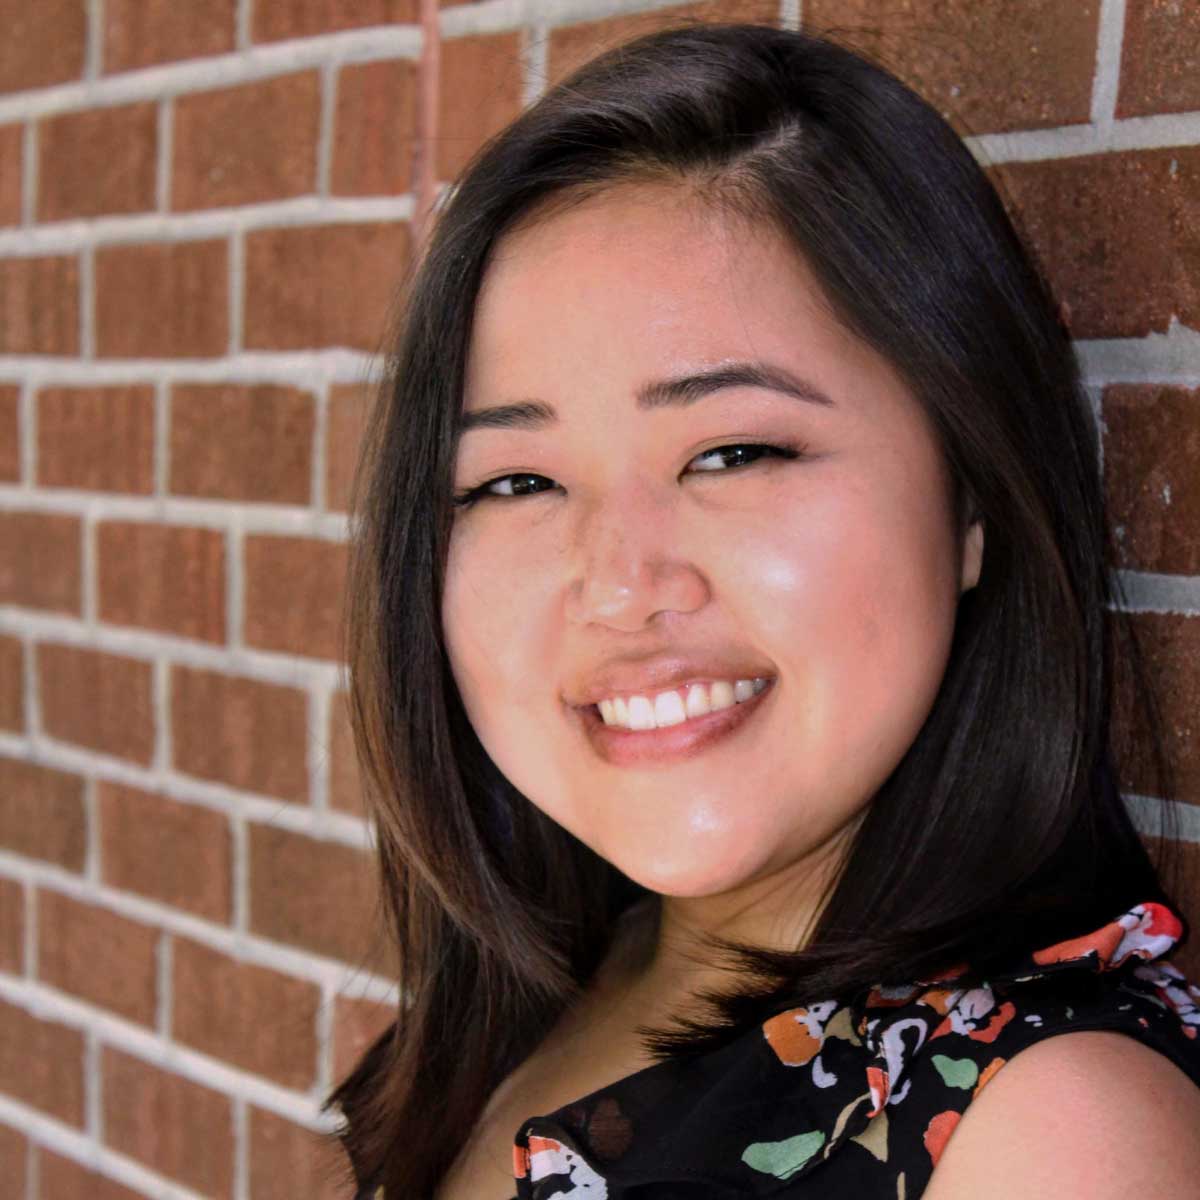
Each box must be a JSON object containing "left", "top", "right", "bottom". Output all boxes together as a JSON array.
[
  {"left": 931, "top": 1054, "right": 979, "bottom": 1089},
  {"left": 742, "top": 1130, "right": 827, "bottom": 1179}
]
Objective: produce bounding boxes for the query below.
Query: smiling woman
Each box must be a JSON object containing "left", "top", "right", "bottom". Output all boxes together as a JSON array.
[{"left": 323, "top": 22, "right": 1200, "bottom": 1200}]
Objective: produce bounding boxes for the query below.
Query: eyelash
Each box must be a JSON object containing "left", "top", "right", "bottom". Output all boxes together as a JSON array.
[{"left": 450, "top": 441, "right": 807, "bottom": 508}]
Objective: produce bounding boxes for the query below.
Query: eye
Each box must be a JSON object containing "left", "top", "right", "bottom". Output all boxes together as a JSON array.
[{"left": 451, "top": 441, "right": 806, "bottom": 508}]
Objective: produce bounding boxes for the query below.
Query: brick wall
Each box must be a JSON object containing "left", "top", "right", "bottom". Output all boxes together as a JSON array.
[{"left": 0, "top": 0, "right": 1197, "bottom": 1196}]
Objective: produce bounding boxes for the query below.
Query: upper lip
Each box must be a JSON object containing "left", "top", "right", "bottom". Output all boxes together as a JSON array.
[{"left": 566, "top": 654, "right": 776, "bottom": 708}]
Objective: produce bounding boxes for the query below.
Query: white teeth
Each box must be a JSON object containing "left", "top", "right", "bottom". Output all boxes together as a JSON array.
[{"left": 595, "top": 677, "right": 769, "bottom": 730}]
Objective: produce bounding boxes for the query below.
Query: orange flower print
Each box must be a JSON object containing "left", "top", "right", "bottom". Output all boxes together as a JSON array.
[{"left": 923, "top": 1110, "right": 961, "bottom": 1167}]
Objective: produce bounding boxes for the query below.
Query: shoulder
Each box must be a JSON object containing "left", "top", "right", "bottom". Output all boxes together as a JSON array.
[{"left": 922, "top": 1029, "right": 1200, "bottom": 1200}]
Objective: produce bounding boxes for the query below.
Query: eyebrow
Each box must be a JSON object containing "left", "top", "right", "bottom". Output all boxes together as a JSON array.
[{"left": 456, "top": 360, "right": 835, "bottom": 434}]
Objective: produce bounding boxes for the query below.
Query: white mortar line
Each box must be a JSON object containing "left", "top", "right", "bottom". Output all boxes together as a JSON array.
[
  {"left": 315, "top": 979, "right": 336, "bottom": 1096},
  {"left": 153, "top": 379, "right": 168, "bottom": 497},
  {"left": 233, "top": 1095, "right": 249, "bottom": 1200},
  {"left": 80, "top": 511, "right": 97, "bottom": 625},
  {"left": 1112, "top": 570, "right": 1200, "bottom": 615},
  {"left": 20, "top": 121, "right": 36, "bottom": 226},
  {"left": 1076, "top": 322, "right": 1200, "bottom": 384},
  {"left": 0, "top": 854, "right": 394, "bottom": 1000},
  {"left": 231, "top": 809, "right": 249, "bottom": 936},
  {"left": 523, "top": 21, "right": 550, "bottom": 104},
  {"left": 310, "top": 684, "right": 332, "bottom": 815},
  {"left": 78, "top": 244, "right": 94, "bottom": 358},
  {"left": 781, "top": 0, "right": 800, "bottom": 30},
  {"left": 152, "top": 654, "right": 170, "bottom": 772},
  {"left": 18, "top": 379, "right": 34, "bottom": 486},
  {"left": 157, "top": 96, "right": 173, "bottom": 212},
  {"left": 236, "top": 0, "right": 252, "bottom": 52},
  {"left": 82, "top": 777, "right": 99, "bottom": 885},
  {"left": 84, "top": 1029, "right": 101, "bottom": 1138},
  {"left": 228, "top": 228, "right": 245, "bottom": 355},
  {"left": 86, "top": 0, "right": 103, "bottom": 80},
  {"left": 227, "top": 508, "right": 246, "bottom": 650},
  {"left": 312, "top": 378, "right": 329, "bottom": 511},
  {"left": 1091, "top": 0, "right": 1126, "bottom": 128},
  {"left": 23, "top": 878, "right": 35, "bottom": 980},
  {"left": 157, "top": 930, "right": 172, "bottom": 1038},
  {"left": 0, "top": 193, "right": 415, "bottom": 255},
  {"left": 317, "top": 63, "right": 337, "bottom": 197},
  {"left": 1125, "top": 792, "right": 1200, "bottom": 843},
  {"left": 0, "top": 27, "right": 423, "bottom": 124}
]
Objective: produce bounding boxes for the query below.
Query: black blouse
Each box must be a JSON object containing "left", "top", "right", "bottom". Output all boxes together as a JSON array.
[{"left": 356, "top": 900, "right": 1200, "bottom": 1199}]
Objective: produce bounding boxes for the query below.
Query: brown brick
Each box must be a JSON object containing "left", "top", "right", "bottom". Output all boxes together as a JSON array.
[
  {"left": 0, "top": 635, "right": 22, "bottom": 731},
  {"left": 325, "top": 382, "right": 370, "bottom": 512},
  {"left": 328, "top": 688, "right": 363, "bottom": 816},
  {"left": 243, "top": 534, "right": 347, "bottom": 661},
  {"left": 0, "top": 0, "right": 86, "bottom": 92},
  {"left": 248, "top": 823, "right": 389, "bottom": 970},
  {"left": 249, "top": 1107, "right": 349, "bottom": 1200},
  {"left": 253, "top": 0, "right": 416, "bottom": 42},
  {"left": 0, "top": 877, "right": 22, "bottom": 973},
  {"left": 0, "top": 383, "right": 17, "bottom": 480},
  {"left": 104, "top": 0, "right": 236, "bottom": 74},
  {"left": 99, "top": 781, "right": 232, "bottom": 923},
  {"left": 332, "top": 60, "right": 417, "bottom": 197},
  {"left": 38, "top": 102, "right": 157, "bottom": 222},
  {"left": 332, "top": 992, "right": 394, "bottom": 1082},
  {"left": 169, "top": 383, "right": 315, "bottom": 504},
  {"left": 171, "top": 665, "right": 309, "bottom": 802},
  {"left": 0, "top": 1126, "right": 25, "bottom": 1198},
  {"left": 547, "top": 1, "right": 779, "bottom": 87},
  {"left": 243, "top": 222, "right": 409, "bottom": 351},
  {"left": 38, "top": 1151, "right": 144, "bottom": 1200},
  {"left": 994, "top": 148, "right": 1200, "bottom": 340},
  {"left": 38, "top": 643, "right": 154, "bottom": 764},
  {"left": 1118, "top": 0, "right": 1200, "bottom": 119},
  {"left": 0, "top": 997, "right": 84, "bottom": 1125},
  {"left": 1103, "top": 385, "right": 1200, "bottom": 575},
  {"left": 1114, "top": 612, "right": 1200, "bottom": 805},
  {"left": 102, "top": 1047, "right": 234, "bottom": 1198},
  {"left": 37, "top": 890, "right": 158, "bottom": 1025},
  {"left": 0, "top": 255, "right": 79, "bottom": 355},
  {"left": 95, "top": 240, "right": 228, "bottom": 358},
  {"left": 0, "top": 511, "right": 81, "bottom": 614},
  {"left": 98, "top": 521, "right": 226, "bottom": 643},
  {"left": 172, "top": 938, "right": 320, "bottom": 1088},
  {"left": 37, "top": 385, "right": 155, "bottom": 494},
  {"left": 173, "top": 73, "right": 320, "bottom": 211},
  {"left": 0, "top": 757, "right": 85, "bottom": 870},
  {"left": 0, "top": 123, "right": 21, "bottom": 226},
  {"left": 437, "top": 32, "right": 524, "bottom": 181}
]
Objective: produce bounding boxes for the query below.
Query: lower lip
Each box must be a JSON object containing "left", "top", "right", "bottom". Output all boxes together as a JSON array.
[{"left": 570, "top": 679, "right": 776, "bottom": 767}]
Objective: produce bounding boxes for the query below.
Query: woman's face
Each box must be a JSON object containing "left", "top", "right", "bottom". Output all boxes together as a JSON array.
[{"left": 442, "top": 182, "right": 983, "bottom": 900}]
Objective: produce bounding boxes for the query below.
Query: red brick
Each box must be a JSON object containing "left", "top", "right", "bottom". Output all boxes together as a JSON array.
[
  {"left": 0, "top": 511, "right": 81, "bottom": 614},
  {"left": 0, "top": 997, "right": 84, "bottom": 1125},
  {"left": 95, "top": 240, "right": 228, "bottom": 358},
  {"left": 253, "top": 0, "right": 416, "bottom": 42},
  {"left": 1118, "top": 0, "right": 1200, "bottom": 118},
  {"left": 332, "top": 60, "right": 417, "bottom": 197},
  {"left": 243, "top": 534, "right": 347, "bottom": 661},
  {"left": 0, "top": 383, "right": 17, "bottom": 480},
  {"left": 170, "top": 665, "right": 309, "bottom": 802},
  {"left": 1114, "top": 611, "right": 1200, "bottom": 805},
  {"left": 37, "top": 385, "right": 155, "bottom": 493},
  {"left": 104, "top": 0, "right": 236, "bottom": 74},
  {"left": 0, "top": 757, "right": 85, "bottom": 870},
  {"left": 547, "top": 2, "right": 779, "bottom": 87},
  {"left": 249, "top": 1107, "right": 349, "bottom": 1199},
  {"left": 38, "top": 643, "right": 154, "bottom": 764},
  {"left": 0, "top": 123, "right": 21, "bottom": 226},
  {"left": 325, "top": 382, "right": 370, "bottom": 512},
  {"left": 248, "top": 823, "right": 389, "bottom": 969},
  {"left": 332, "top": 993, "right": 394, "bottom": 1082},
  {"left": 0, "top": 1126, "right": 25, "bottom": 1198},
  {"left": 0, "top": 0, "right": 86, "bottom": 92},
  {"left": 328, "top": 688, "right": 363, "bottom": 816},
  {"left": 102, "top": 1047, "right": 234, "bottom": 1198},
  {"left": 38, "top": 102, "right": 157, "bottom": 222},
  {"left": 37, "top": 1151, "right": 144, "bottom": 1200},
  {"left": 37, "top": 890, "right": 158, "bottom": 1025},
  {"left": 0, "top": 635, "right": 22, "bottom": 731},
  {"left": 99, "top": 782, "right": 232, "bottom": 922},
  {"left": 98, "top": 521, "right": 226, "bottom": 643},
  {"left": 0, "top": 255, "right": 79, "bottom": 355},
  {"left": 0, "top": 877, "right": 22, "bottom": 973},
  {"left": 1103, "top": 385, "right": 1200, "bottom": 574},
  {"left": 172, "top": 938, "right": 320, "bottom": 1088},
  {"left": 995, "top": 148, "right": 1200, "bottom": 340},
  {"left": 243, "top": 222, "right": 409, "bottom": 351},
  {"left": 172, "top": 73, "right": 320, "bottom": 211},
  {"left": 169, "top": 383, "right": 315, "bottom": 504},
  {"left": 437, "top": 32, "right": 524, "bottom": 181}
]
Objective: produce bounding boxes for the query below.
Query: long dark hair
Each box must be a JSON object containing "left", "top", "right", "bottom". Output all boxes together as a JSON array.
[{"left": 323, "top": 21, "right": 1185, "bottom": 1197}]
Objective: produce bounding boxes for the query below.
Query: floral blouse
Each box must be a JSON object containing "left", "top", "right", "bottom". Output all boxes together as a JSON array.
[{"left": 358, "top": 900, "right": 1200, "bottom": 1199}]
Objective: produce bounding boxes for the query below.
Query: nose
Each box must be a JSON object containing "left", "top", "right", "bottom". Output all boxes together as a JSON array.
[{"left": 565, "top": 484, "right": 710, "bottom": 631}]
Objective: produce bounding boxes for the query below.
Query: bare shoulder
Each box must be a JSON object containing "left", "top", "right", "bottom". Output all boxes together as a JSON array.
[{"left": 922, "top": 1030, "right": 1200, "bottom": 1200}]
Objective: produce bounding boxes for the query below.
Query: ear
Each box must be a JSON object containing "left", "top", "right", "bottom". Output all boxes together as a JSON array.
[{"left": 960, "top": 513, "right": 984, "bottom": 594}]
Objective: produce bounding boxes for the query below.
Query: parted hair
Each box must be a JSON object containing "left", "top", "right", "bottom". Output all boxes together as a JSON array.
[{"left": 323, "top": 21, "right": 1185, "bottom": 1198}]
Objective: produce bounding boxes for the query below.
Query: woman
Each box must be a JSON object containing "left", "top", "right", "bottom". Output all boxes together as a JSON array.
[{"left": 326, "top": 22, "right": 1200, "bottom": 1200}]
